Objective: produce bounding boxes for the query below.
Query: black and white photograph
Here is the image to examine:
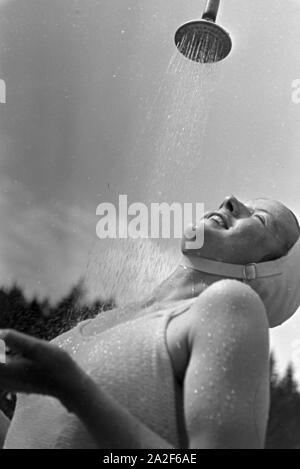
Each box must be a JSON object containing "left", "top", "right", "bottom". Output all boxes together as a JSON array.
[{"left": 0, "top": 0, "right": 299, "bottom": 451}]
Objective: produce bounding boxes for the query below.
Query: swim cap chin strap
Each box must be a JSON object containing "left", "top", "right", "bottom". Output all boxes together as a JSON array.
[{"left": 181, "top": 254, "right": 284, "bottom": 281}]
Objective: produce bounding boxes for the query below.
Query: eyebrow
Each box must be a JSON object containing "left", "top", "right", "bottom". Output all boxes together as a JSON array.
[
  {"left": 246, "top": 205, "right": 272, "bottom": 218},
  {"left": 256, "top": 208, "right": 272, "bottom": 217}
]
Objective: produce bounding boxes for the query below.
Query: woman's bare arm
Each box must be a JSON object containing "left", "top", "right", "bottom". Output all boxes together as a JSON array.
[{"left": 183, "top": 280, "right": 270, "bottom": 449}]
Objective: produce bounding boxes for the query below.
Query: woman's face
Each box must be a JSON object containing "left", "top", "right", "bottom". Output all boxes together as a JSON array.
[{"left": 182, "top": 195, "right": 300, "bottom": 264}]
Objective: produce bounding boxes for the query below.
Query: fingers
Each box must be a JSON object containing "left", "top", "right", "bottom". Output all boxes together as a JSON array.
[{"left": 0, "top": 329, "right": 45, "bottom": 359}]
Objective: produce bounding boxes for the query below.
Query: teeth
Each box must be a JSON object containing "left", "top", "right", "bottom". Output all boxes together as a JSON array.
[{"left": 209, "top": 214, "right": 226, "bottom": 228}]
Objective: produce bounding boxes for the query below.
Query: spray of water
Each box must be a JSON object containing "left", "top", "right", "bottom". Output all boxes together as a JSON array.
[
  {"left": 142, "top": 35, "right": 221, "bottom": 203},
  {"left": 85, "top": 35, "right": 222, "bottom": 308},
  {"left": 85, "top": 238, "right": 179, "bottom": 306}
]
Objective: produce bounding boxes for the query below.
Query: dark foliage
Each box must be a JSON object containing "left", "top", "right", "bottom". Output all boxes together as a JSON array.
[
  {"left": 0, "top": 282, "right": 114, "bottom": 419},
  {"left": 265, "top": 354, "right": 300, "bottom": 449}
]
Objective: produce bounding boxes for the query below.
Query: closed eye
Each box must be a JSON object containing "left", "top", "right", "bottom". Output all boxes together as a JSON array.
[{"left": 254, "top": 214, "right": 266, "bottom": 225}]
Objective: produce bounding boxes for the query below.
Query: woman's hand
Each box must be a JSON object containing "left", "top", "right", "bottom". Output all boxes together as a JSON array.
[
  {"left": 0, "top": 329, "right": 81, "bottom": 407},
  {"left": 0, "top": 332, "right": 174, "bottom": 448}
]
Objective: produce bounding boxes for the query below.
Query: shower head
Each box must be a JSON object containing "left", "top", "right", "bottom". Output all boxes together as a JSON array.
[
  {"left": 175, "top": 20, "right": 232, "bottom": 63},
  {"left": 174, "top": 0, "right": 232, "bottom": 63}
]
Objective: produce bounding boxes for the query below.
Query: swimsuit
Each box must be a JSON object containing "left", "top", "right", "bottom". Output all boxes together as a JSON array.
[{"left": 4, "top": 298, "right": 195, "bottom": 449}]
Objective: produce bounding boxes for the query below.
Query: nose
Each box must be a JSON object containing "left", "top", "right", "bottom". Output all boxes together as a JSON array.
[{"left": 220, "top": 195, "right": 249, "bottom": 217}]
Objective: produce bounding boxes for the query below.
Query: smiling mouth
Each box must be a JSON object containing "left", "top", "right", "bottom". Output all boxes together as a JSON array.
[{"left": 205, "top": 213, "right": 229, "bottom": 229}]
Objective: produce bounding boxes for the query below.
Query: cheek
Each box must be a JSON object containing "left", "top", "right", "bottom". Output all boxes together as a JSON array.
[{"left": 228, "top": 222, "right": 265, "bottom": 246}]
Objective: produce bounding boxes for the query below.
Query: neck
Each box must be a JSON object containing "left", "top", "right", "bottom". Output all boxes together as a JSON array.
[{"left": 146, "top": 255, "right": 224, "bottom": 304}]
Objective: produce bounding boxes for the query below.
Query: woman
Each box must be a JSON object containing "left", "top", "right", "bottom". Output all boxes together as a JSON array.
[{"left": 0, "top": 195, "right": 300, "bottom": 449}]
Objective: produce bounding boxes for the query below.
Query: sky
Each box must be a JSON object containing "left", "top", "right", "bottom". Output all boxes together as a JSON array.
[{"left": 0, "top": 0, "right": 300, "bottom": 379}]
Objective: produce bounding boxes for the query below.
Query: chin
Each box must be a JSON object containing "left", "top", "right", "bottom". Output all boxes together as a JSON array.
[{"left": 181, "top": 224, "right": 196, "bottom": 249}]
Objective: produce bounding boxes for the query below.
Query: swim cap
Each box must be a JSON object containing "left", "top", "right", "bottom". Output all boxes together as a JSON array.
[{"left": 181, "top": 238, "right": 300, "bottom": 328}]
